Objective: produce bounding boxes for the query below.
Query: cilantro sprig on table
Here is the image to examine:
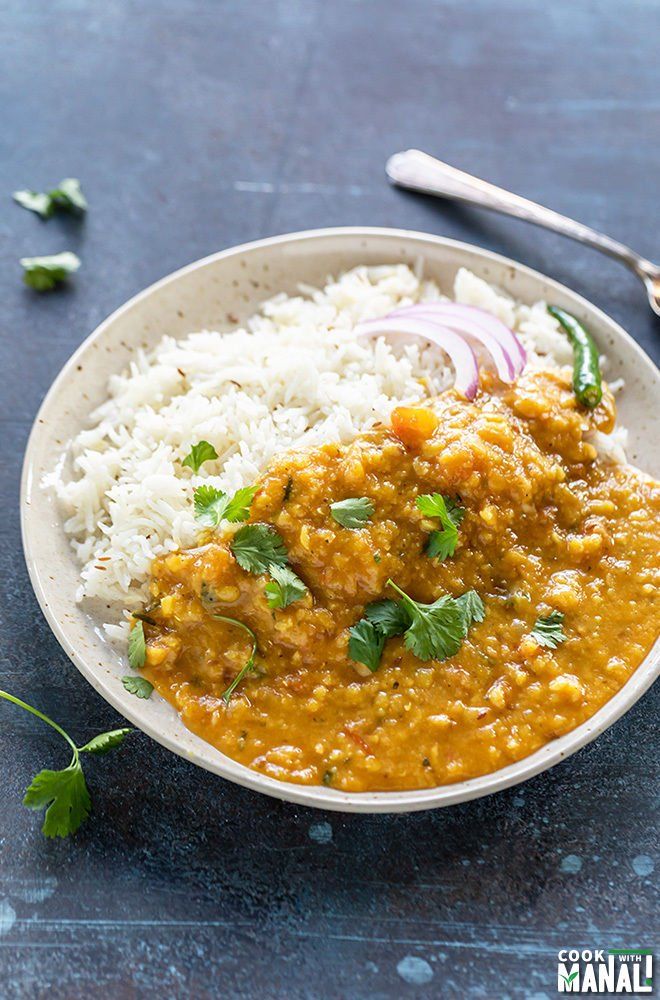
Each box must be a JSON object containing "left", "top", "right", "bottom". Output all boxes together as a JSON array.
[
  {"left": 0, "top": 690, "right": 131, "bottom": 838},
  {"left": 349, "top": 581, "right": 485, "bottom": 673},
  {"left": 13, "top": 178, "right": 87, "bottom": 219},
  {"left": 416, "top": 493, "right": 465, "bottom": 560},
  {"left": 531, "top": 611, "right": 566, "bottom": 649},
  {"left": 20, "top": 251, "right": 81, "bottom": 291}
]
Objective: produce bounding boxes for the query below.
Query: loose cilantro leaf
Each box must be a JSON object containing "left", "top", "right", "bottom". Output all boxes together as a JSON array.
[
  {"left": 212, "top": 615, "right": 258, "bottom": 703},
  {"left": 193, "top": 484, "right": 257, "bottom": 527},
  {"left": 13, "top": 178, "right": 87, "bottom": 218},
  {"left": 50, "top": 177, "right": 87, "bottom": 214},
  {"left": 121, "top": 675, "right": 154, "bottom": 699},
  {"left": 531, "top": 611, "right": 566, "bottom": 649},
  {"left": 231, "top": 523, "right": 288, "bottom": 575},
  {"left": 348, "top": 619, "right": 385, "bottom": 673},
  {"left": 417, "top": 493, "right": 465, "bottom": 560},
  {"left": 264, "top": 565, "right": 307, "bottom": 610},
  {"left": 387, "top": 579, "right": 464, "bottom": 661},
  {"left": 78, "top": 729, "right": 132, "bottom": 754},
  {"left": 330, "top": 497, "right": 375, "bottom": 529},
  {"left": 0, "top": 689, "right": 131, "bottom": 838},
  {"left": 127, "top": 620, "right": 146, "bottom": 670},
  {"left": 456, "top": 590, "right": 486, "bottom": 633},
  {"left": 182, "top": 440, "right": 219, "bottom": 473},
  {"left": 24, "top": 763, "right": 91, "bottom": 838},
  {"left": 364, "top": 599, "right": 410, "bottom": 638},
  {"left": 13, "top": 190, "right": 53, "bottom": 218},
  {"left": 20, "top": 251, "right": 81, "bottom": 291}
]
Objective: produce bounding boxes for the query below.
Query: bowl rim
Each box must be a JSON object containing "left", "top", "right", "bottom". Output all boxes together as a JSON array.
[{"left": 20, "top": 225, "right": 660, "bottom": 813}]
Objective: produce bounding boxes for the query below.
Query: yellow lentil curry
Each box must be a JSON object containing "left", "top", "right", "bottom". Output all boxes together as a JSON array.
[{"left": 141, "top": 369, "right": 660, "bottom": 791}]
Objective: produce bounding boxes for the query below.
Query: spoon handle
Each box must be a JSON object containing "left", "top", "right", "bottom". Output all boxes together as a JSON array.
[{"left": 387, "top": 149, "right": 658, "bottom": 282}]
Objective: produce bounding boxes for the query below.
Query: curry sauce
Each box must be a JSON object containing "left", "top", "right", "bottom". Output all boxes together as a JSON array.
[{"left": 141, "top": 370, "right": 660, "bottom": 791}]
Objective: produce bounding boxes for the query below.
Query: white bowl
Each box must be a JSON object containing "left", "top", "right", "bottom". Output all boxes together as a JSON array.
[{"left": 21, "top": 227, "right": 660, "bottom": 813}]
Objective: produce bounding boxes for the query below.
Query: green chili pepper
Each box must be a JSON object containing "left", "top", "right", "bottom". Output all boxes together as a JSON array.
[{"left": 547, "top": 305, "right": 603, "bottom": 409}]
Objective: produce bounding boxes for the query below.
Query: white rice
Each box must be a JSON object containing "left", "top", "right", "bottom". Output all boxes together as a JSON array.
[{"left": 44, "top": 264, "right": 627, "bottom": 623}]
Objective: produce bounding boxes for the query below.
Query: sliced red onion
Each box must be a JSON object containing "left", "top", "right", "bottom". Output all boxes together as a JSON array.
[
  {"left": 389, "top": 306, "right": 514, "bottom": 382},
  {"left": 391, "top": 302, "right": 526, "bottom": 375},
  {"left": 356, "top": 317, "right": 480, "bottom": 400}
]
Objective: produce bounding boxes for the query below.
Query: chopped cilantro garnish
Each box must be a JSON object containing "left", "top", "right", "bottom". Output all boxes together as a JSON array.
[
  {"left": 20, "top": 251, "right": 80, "bottom": 291},
  {"left": 13, "top": 191, "right": 52, "bottom": 218},
  {"left": 387, "top": 579, "right": 464, "bottom": 662},
  {"left": 182, "top": 440, "right": 219, "bottom": 473},
  {"left": 348, "top": 619, "right": 386, "bottom": 673},
  {"left": 193, "top": 484, "right": 256, "bottom": 527},
  {"left": 264, "top": 564, "right": 307, "bottom": 610},
  {"left": 127, "top": 620, "right": 146, "bottom": 670},
  {"left": 0, "top": 689, "right": 130, "bottom": 838},
  {"left": 121, "top": 675, "right": 154, "bottom": 699},
  {"left": 417, "top": 493, "right": 465, "bottom": 560},
  {"left": 455, "top": 589, "right": 486, "bottom": 633},
  {"left": 531, "top": 611, "right": 566, "bottom": 649},
  {"left": 330, "top": 497, "right": 375, "bottom": 529},
  {"left": 231, "top": 523, "right": 288, "bottom": 575},
  {"left": 13, "top": 178, "right": 87, "bottom": 219},
  {"left": 364, "top": 599, "right": 410, "bottom": 639},
  {"left": 351, "top": 585, "right": 484, "bottom": 671}
]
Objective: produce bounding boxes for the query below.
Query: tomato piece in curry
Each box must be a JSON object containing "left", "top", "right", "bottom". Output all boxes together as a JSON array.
[{"left": 141, "top": 370, "right": 660, "bottom": 791}]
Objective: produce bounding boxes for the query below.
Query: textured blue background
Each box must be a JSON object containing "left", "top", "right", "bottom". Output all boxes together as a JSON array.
[{"left": 0, "top": 2, "right": 658, "bottom": 998}]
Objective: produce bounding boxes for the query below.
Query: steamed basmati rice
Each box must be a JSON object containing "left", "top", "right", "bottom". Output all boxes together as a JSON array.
[{"left": 45, "top": 264, "right": 626, "bottom": 616}]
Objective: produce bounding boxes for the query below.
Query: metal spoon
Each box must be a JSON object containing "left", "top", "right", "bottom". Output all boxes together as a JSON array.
[{"left": 386, "top": 149, "right": 660, "bottom": 317}]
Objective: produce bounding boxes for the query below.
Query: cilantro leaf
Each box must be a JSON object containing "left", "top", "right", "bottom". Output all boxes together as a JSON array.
[
  {"left": 417, "top": 493, "right": 465, "bottom": 560},
  {"left": 78, "top": 728, "right": 132, "bottom": 754},
  {"left": 330, "top": 497, "right": 375, "bottom": 529},
  {"left": 387, "top": 579, "right": 464, "bottom": 662},
  {"left": 231, "top": 523, "right": 288, "bottom": 575},
  {"left": 182, "top": 440, "right": 219, "bottom": 473},
  {"left": 364, "top": 599, "right": 410, "bottom": 638},
  {"left": 426, "top": 528, "right": 460, "bottom": 561},
  {"left": 264, "top": 565, "right": 307, "bottom": 609},
  {"left": 13, "top": 178, "right": 87, "bottom": 218},
  {"left": 127, "top": 620, "right": 146, "bottom": 670},
  {"left": 193, "top": 484, "right": 229, "bottom": 526},
  {"left": 20, "top": 251, "right": 80, "bottom": 291},
  {"left": 348, "top": 619, "right": 385, "bottom": 673},
  {"left": 224, "top": 486, "right": 258, "bottom": 523},
  {"left": 0, "top": 689, "right": 131, "bottom": 838},
  {"left": 416, "top": 493, "right": 465, "bottom": 525},
  {"left": 193, "top": 483, "right": 257, "bottom": 527},
  {"left": 531, "top": 611, "right": 566, "bottom": 649},
  {"left": 456, "top": 590, "right": 486, "bottom": 633},
  {"left": 121, "top": 675, "right": 154, "bottom": 699},
  {"left": 13, "top": 190, "right": 54, "bottom": 218},
  {"left": 50, "top": 177, "right": 87, "bottom": 214},
  {"left": 23, "top": 762, "right": 91, "bottom": 839}
]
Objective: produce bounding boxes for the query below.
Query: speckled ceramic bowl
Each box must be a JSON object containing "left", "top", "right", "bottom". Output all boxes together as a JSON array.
[{"left": 21, "top": 228, "right": 660, "bottom": 813}]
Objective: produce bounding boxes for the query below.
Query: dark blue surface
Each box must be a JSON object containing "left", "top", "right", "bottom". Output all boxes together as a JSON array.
[{"left": 0, "top": 2, "right": 658, "bottom": 997}]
